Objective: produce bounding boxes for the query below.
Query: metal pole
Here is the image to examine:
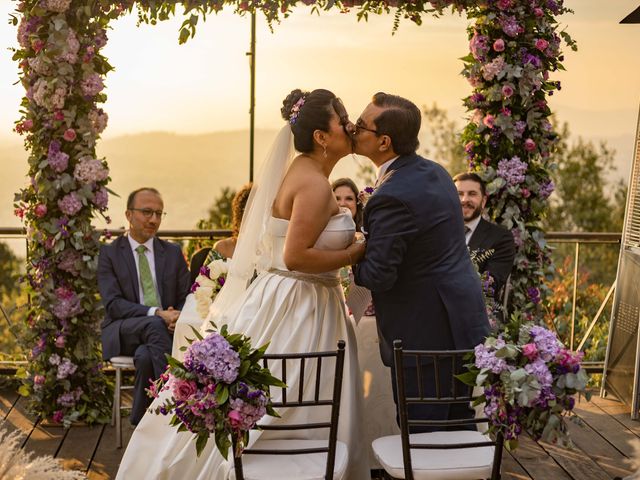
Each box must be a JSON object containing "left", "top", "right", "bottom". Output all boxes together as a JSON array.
[
  {"left": 248, "top": 12, "right": 256, "bottom": 182},
  {"left": 570, "top": 242, "right": 580, "bottom": 351}
]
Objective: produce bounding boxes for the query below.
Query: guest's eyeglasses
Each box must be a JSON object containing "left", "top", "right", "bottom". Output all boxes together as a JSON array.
[
  {"left": 130, "top": 208, "right": 166, "bottom": 219},
  {"left": 353, "top": 121, "right": 379, "bottom": 135}
]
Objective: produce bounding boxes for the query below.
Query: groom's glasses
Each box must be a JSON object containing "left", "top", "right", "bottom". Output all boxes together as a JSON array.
[{"left": 353, "top": 120, "right": 379, "bottom": 136}]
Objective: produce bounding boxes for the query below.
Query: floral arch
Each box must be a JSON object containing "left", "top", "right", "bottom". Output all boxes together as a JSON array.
[{"left": 11, "top": 0, "right": 574, "bottom": 424}]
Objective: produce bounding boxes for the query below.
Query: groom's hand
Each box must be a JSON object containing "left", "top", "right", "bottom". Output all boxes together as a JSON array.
[{"left": 158, "top": 307, "right": 180, "bottom": 332}]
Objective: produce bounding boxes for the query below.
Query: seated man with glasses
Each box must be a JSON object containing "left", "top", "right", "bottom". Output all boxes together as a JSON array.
[{"left": 98, "top": 187, "right": 190, "bottom": 425}]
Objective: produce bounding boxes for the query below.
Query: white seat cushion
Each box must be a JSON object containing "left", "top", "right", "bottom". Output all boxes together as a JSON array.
[
  {"left": 229, "top": 439, "right": 348, "bottom": 480},
  {"left": 110, "top": 356, "right": 135, "bottom": 367},
  {"left": 372, "top": 431, "right": 495, "bottom": 480}
]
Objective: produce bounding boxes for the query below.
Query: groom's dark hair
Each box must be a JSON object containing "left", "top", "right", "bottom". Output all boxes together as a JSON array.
[{"left": 371, "top": 92, "right": 420, "bottom": 156}]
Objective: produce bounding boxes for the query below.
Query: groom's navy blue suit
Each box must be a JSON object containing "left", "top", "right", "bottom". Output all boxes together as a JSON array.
[
  {"left": 354, "top": 154, "right": 489, "bottom": 429},
  {"left": 98, "top": 234, "right": 190, "bottom": 423}
]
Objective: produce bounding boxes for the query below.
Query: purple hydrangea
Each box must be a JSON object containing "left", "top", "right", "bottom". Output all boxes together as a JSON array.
[
  {"left": 93, "top": 186, "right": 109, "bottom": 209},
  {"left": 474, "top": 340, "right": 508, "bottom": 374},
  {"left": 52, "top": 286, "right": 83, "bottom": 320},
  {"left": 527, "top": 287, "right": 541, "bottom": 305},
  {"left": 56, "top": 357, "right": 77, "bottom": 380},
  {"left": 497, "top": 156, "right": 527, "bottom": 186},
  {"left": 524, "top": 358, "right": 553, "bottom": 390},
  {"left": 57, "top": 249, "right": 82, "bottom": 275},
  {"left": 58, "top": 192, "right": 83, "bottom": 216},
  {"left": 56, "top": 387, "right": 83, "bottom": 407},
  {"left": 80, "top": 73, "right": 104, "bottom": 97},
  {"left": 184, "top": 332, "right": 240, "bottom": 384},
  {"left": 500, "top": 15, "right": 521, "bottom": 37},
  {"left": 529, "top": 325, "right": 562, "bottom": 361},
  {"left": 47, "top": 140, "right": 69, "bottom": 173}
]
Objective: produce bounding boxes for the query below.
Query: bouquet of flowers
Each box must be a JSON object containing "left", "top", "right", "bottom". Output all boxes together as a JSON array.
[
  {"left": 148, "top": 323, "right": 285, "bottom": 458},
  {"left": 458, "top": 315, "right": 589, "bottom": 450},
  {"left": 191, "top": 251, "right": 228, "bottom": 319}
]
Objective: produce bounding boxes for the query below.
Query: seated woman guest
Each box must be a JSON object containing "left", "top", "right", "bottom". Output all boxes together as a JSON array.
[
  {"left": 208, "top": 182, "right": 253, "bottom": 261},
  {"left": 332, "top": 177, "right": 362, "bottom": 230}
]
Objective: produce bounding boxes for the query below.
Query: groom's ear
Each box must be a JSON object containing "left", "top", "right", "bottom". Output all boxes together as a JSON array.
[{"left": 378, "top": 134, "right": 393, "bottom": 153}]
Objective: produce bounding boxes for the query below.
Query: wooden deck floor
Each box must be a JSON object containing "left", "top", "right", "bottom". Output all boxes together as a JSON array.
[{"left": 0, "top": 387, "right": 637, "bottom": 479}]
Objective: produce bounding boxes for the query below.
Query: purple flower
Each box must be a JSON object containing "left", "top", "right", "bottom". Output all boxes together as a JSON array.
[
  {"left": 56, "top": 357, "right": 77, "bottom": 380},
  {"left": 183, "top": 332, "right": 240, "bottom": 384},
  {"left": 52, "top": 286, "right": 83, "bottom": 320},
  {"left": 500, "top": 15, "right": 522, "bottom": 37},
  {"left": 529, "top": 325, "right": 562, "bottom": 361},
  {"left": 93, "top": 186, "right": 109, "bottom": 209},
  {"left": 80, "top": 74, "right": 104, "bottom": 97},
  {"left": 470, "top": 31, "right": 489, "bottom": 60},
  {"left": 525, "top": 358, "right": 553, "bottom": 390},
  {"left": 47, "top": 141, "right": 69, "bottom": 173},
  {"left": 523, "top": 53, "right": 542, "bottom": 68},
  {"left": 527, "top": 287, "right": 541, "bottom": 305},
  {"left": 58, "top": 192, "right": 83, "bottom": 216},
  {"left": 497, "top": 156, "right": 527, "bottom": 186},
  {"left": 474, "top": 341, "right": 508, "bottom": 374}
]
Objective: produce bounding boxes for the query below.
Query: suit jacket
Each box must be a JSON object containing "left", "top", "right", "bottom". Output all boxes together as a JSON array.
[
  {"left": 468, "top": 217, "right": 516, "bottom": 299},
  {"left": 98, "top": 235, "right": 190, "bottom": 360},
  {"left": 354, "top": 154, "right": 489, "bottom": 366}
]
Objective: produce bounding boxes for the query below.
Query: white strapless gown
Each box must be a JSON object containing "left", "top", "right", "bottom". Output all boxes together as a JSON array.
[{"left": 116, "top": 210, "right": 369, "bottom": 480}]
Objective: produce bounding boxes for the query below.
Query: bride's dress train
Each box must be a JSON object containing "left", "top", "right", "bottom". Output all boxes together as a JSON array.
[{"left": 116, "top": 210, "right": 368, "bottom": 480}]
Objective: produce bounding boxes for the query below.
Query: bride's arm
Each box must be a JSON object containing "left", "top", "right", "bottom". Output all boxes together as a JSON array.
[{"left": 282, "top": 181, "right": 365, "bottom": 274}]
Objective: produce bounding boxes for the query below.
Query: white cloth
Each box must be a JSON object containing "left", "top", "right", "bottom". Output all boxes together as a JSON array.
[
  {"left": 126, "top": 234, "right": 159, "bottom": 315},
  {"left": 116, "top": 210, "right": 369, "bottom": 480}
]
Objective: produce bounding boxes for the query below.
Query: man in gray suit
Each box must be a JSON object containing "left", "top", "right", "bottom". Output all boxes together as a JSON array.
[{"left": 98, "top": 187, "right": 190, "bottom": 424}]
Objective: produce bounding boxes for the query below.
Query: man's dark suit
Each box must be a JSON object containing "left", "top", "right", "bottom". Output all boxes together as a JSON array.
[
  {"left": 354, "top": 154, "right": 489, "bottom": 430},
  {"left": 468, "top": 217, "right": 516, "bottom": 301},
  {"left": 98, "top": 235, "right": 190, "bottom": 423}
]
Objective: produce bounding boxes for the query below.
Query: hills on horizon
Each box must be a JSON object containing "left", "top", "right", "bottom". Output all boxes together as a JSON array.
[{"left": 1, "top": 125, "right": 636, "bottom": 234}]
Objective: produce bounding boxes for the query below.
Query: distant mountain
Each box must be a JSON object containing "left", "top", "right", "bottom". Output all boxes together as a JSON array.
[{"left": 0, "top": 129, "right": 364, "bottom": 232}]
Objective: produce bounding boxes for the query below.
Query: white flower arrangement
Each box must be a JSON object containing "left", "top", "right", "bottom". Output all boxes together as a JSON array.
[{"left": 190, "top": 255, "right": 228, "bottom": 319}]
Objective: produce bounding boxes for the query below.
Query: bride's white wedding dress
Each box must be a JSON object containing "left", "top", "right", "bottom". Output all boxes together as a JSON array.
[{"left": 116, "top": 209, "right": 368, "bottom": 480}]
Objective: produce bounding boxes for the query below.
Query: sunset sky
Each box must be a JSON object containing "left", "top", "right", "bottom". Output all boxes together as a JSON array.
[
  {"left": 0, "top": 0, "right": 639, "bottom": 241},
  {"left": 1, "top": 0, "right": 638, "bottom": 140}
]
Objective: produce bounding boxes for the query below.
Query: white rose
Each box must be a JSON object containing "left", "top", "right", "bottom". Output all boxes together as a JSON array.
[
  {"left": 195, "top": 287, "right": 213, "bottom": 319},
  {"left": 207, "top": 259, "right": 228, "bottom": 280}
]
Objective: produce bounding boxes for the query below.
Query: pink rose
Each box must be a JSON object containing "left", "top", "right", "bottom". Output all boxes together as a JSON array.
[
  {"left": 34, "top": 374, "right": 45, "bottom": 386},
  {"left": 524, "top": 138, "right": 536, "bottom": 152},
  {"left": 534, "top": 7, "right": 544, "bottom": 17},
  {"left": 482, "top": 114, "right": 495, "bottom": 129},
  {"left": 52, "top": 410, "right": 64, "bottom": 423},
  {"left": 228, "top": 409, "right": 242, "bottom": 428},
  {"left": 522, "top": 343, "right": 538, "bottom": 360},
  {"left": 34, "top": 203, "right": 47, "bottom": 218},
  {"left": 501, "top": 84, "right": 514, "bottom": 98},
  {"left": 535, "top": 38, "right": 549, "bottom": 52},
  {"left": 521, "top": 188, "right": 531, "bottom": 198},
  {"left": 55, "top": 335, "right": 66, "bottom": 348},
  {"left": 53, "top": 111, "right": 65, "bottom": 121},
  {"left": 63, "top": 128, "right": 76, "bottom": 141},
  {"left": 493, "top": 38, "right": 505, "bottom": 52},
  {"left": 173, "top": 379, "right": 197, "bottom": 402}
]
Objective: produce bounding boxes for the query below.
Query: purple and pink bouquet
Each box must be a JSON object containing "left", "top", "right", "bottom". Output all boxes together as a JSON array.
[
  {"left": 458, "top": 315, "right": 589, "bottom": 450},
  {"left": 148, "top": 323, "right": 284, "bottom": 458}
]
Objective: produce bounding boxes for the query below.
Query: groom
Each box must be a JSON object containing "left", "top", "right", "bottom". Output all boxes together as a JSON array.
[{"left": 352, "top": 92, "right": 489, "bottom": 430}]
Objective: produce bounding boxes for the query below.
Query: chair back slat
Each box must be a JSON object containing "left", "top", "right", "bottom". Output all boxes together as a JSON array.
[
  {"left": 298, "top": 357, "right": 305, "bottom": 403},
  {"left": 232, "top": 340, "right": 346, "bottom": 480},
  {"left": 393, "top": 340, "right": 503, "bottom": 480},
  {"left": 315, "top": 357, "right": 322, "bottom": 403}
]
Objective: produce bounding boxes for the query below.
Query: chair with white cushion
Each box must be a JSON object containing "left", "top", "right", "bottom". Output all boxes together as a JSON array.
[
  {"left": 109, "top": 355, "right": 135, "bottom": 448},
  {"left": 231, "top": 341, "right": 347, "bottom": 480},
  {"left": 372, "top": 340, "right": 504, "bottom": 480}
]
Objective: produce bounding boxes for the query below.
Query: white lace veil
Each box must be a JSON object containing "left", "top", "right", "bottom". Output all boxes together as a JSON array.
[{"left": 201, "top": 125, "right": 295, "bottom": 331}]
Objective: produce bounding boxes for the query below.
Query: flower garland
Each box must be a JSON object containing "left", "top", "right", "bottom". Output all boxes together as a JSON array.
[
  {"left": 10, "top": 0, "right": 572, "bottom": 425},
  {"left": 11, "top": 0, "right": 122, "bottom": 425}
]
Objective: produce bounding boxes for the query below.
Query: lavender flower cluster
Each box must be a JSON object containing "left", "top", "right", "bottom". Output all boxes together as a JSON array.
[
  {"left": 183, "top": 333, "right": 241, "bottom": 384},
  {"left": 496, "top": 156, "right": 528, "bottom": 186}
]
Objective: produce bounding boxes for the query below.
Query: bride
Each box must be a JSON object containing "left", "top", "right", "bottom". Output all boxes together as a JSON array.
[{"left": 116, "top": 88, "right": 369, "bottom": 480}]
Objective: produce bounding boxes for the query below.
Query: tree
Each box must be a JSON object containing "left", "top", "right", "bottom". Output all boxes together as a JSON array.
[
  {"left": 422, "top": 103, "right": 467, "bottom": 176},
  {"left": 544, "top": 121, "right": 626, "bottom": 233},
  {"left": 186, "top": 187, "right": 236, "bottom": 260}
]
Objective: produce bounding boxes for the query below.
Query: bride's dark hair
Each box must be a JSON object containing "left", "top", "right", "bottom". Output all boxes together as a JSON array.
[{"left": 280, "top": 88, "right": 342, "bottom": 153}]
